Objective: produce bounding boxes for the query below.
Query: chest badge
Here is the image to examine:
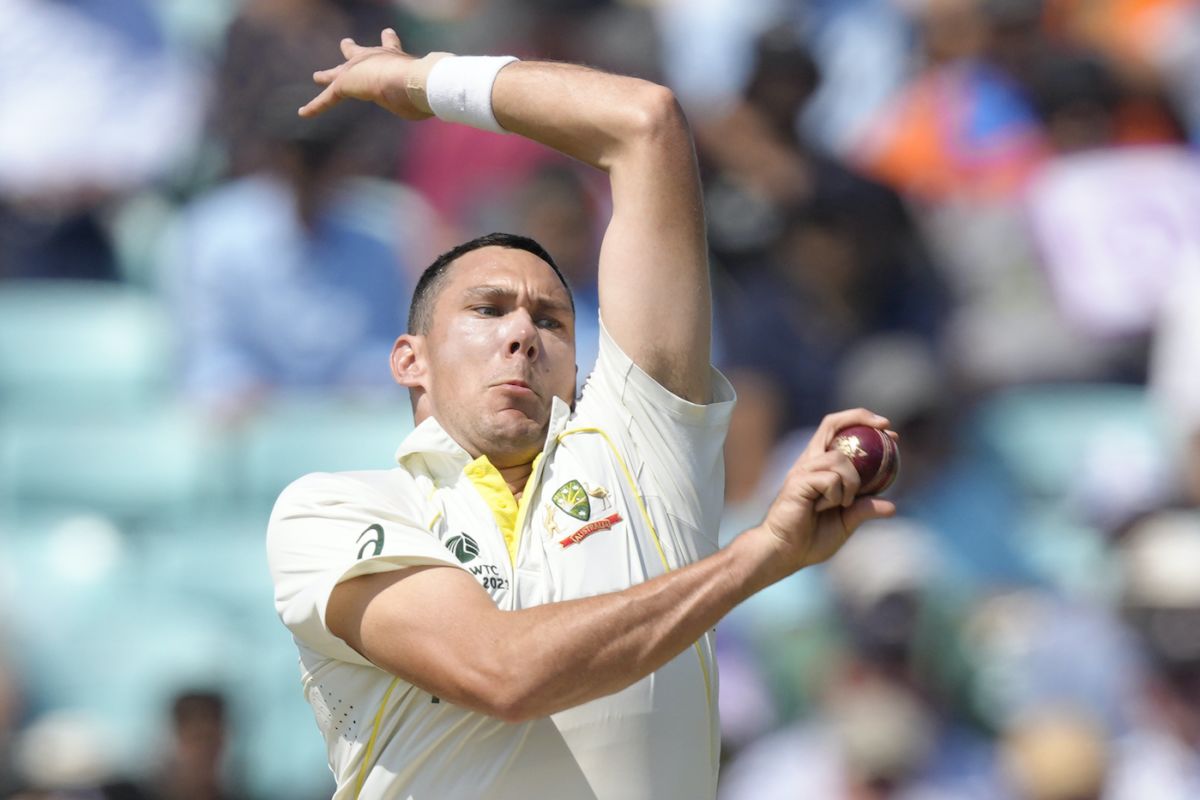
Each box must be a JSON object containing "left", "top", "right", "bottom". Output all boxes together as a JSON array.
[
  {"left": 548, "top": 479, "right": 621, "bottom": 548},
  {"left": 552, "top": 479, "right": 592, "bottom": 521}
]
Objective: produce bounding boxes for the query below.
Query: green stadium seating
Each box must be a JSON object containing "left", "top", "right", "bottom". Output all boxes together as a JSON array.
[
  {"left": 0, "top": 403, "right": 229, "bottom": 523},
  {"left": 973, "top": 383, "right": 1166, "bottom": 499},
  {"left": 0, "top": 280, "right": 173, "bottom": 414},
  {"left": 237, "top": 394, "right": 414, "bottom": 509}
]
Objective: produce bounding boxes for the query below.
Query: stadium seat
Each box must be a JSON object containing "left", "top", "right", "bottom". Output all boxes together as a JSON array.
[
  {"left": 139, "top": 512, "right": 271, "bottom": 619},
  {"left": 0, "top": 402, "right": 229, "bottom": 523},
  {"left": 973, "top": 383, "right": 1167, "bottom": 501},
  {"left": 237, "top": 394, "right": 414, "bottom": 509},
  {"left": 0, "top": 280, "right": 173, "bottom": 413}
]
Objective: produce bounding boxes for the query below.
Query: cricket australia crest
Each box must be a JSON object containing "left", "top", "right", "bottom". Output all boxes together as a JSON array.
[
  {"left": 552, "top": 479, "right": 591, "bottom": 521},
  {"left": 547, "top": 479, "right": 620, "bottom": 548}
]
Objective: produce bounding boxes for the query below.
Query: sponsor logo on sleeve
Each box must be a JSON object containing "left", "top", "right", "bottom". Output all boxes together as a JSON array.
[{"left": 356, "top": 524, "right": 385, "bottom": 559}]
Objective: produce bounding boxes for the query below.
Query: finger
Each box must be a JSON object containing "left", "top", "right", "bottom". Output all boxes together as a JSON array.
[
  {"left": 841, "top": 496, "right": 897, "bottom": 532},
  {"left": 827, "top": 453, "right": 862, "bottom": 508},
  {"left": 804, "top": 469, "right": 845, "bottom": 514},
  {"left": 298, "top": 83, "right": 343, "bottom": 117},
  {"left": 382, "top": 27, "right": 402, "bottom": 50},
  {"left": 340, "top": 37, "right": 364, "bottom": 59},
  {"left": 313, "top": 65, "right": 343, "bottom": 86},
  {"left": 803, "top": 408, "right": 890, "bottom": 459},
  {"left": 794, "top": 450, "right": 861, "bottom": 507}
]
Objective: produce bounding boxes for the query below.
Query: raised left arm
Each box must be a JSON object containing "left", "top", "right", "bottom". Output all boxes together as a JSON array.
[
  {"left": 489, "top": 67, "right": 711, "bottom": 402},
  {"left": 301, "top": 31, "right": 713, "bottom": 402}
]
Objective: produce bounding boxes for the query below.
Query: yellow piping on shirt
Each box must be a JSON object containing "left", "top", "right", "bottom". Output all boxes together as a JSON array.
[
  {"left": 555, "top": 426, "right": 717, "bottom": 766},
  {"left": 354, "top": 676, "right": 400, "bottom": 799}
]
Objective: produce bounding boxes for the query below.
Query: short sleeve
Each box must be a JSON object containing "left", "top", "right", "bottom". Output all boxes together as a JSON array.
[
  {"left": 572, "top": 319, "right": 736, "bottom": 536},
  {"left": 266, "top": 471, "right": 464, "bottom": 665}
]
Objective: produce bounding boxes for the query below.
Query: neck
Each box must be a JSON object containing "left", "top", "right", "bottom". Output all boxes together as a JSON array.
[{"left": 495, "top": 460, "right": 536, "bottom": 500}]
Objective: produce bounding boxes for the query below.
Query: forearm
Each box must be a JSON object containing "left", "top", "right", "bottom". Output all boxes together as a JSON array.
[
  {"left": 488, "top": 61, "right": 687, "bottom": 174},
  {"left": 338, "top": 529, "right": 786, "bottom": 723},
  {"left": 490, "top": 532, "right": 780, "bottom": 720}
]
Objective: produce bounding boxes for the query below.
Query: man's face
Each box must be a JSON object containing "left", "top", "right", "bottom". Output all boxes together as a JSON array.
[{"left": 414, "top": 246, "right": 576, "bottom": 467}]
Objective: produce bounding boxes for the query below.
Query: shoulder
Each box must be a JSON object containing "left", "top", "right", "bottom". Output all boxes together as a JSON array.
[
  {"left": 575, "top": 318, "right": 735, "bottom": 427},
  {"left": 269, "top": 468, "right": 427, "bottom": 528}
]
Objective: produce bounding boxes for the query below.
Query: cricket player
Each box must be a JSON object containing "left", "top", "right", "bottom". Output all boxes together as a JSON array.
[{"left": 267, "top": 29, "right": 896, "bottom": 800}]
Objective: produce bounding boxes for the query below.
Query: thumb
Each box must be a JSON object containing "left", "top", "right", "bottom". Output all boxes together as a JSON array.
[{"left": 841, "top": 496, "right": 896, "bottom": 532}]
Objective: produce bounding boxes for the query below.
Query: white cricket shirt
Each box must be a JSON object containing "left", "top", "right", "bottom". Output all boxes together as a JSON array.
[{"left": 267, "top": 322, "right": 735, "bottom": 799}]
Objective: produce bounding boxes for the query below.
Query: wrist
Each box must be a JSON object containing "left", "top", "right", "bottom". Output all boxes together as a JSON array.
[
  {"left": 422, "top": 54, "right": 520, "bottom": 134},
  {"left": 404, "top": 52, "right": 454, "bottom": 115},
  {"left": 728, "top": 527, "right": 794, "bottom": 595}
]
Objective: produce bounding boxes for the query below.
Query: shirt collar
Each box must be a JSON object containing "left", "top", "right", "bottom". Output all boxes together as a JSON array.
[{"left": 395, "top": 395, "right": 574, "bottom": 477}]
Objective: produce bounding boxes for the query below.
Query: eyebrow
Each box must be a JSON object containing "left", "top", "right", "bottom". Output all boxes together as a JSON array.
[{"left": 462, "top": 285, "right": 574, "bottom": 315}]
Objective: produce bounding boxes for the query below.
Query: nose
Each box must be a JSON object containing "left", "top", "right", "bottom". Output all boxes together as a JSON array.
[{"left": 505, "top": 309, "right": 539, "bottom": 361}]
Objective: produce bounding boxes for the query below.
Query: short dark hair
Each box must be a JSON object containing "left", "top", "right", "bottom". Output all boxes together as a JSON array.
[{"left": 407, "top": 232, "right": 573, "bottom": 334}]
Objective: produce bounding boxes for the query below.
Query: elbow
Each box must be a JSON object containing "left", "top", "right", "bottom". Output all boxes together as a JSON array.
[
  {"left": 594, "top": 82, "right": 693, "bottom": 172},
  {"left": 456, "top": 662, "right": 544, "bottom": 724},
  {"left": 623, "top": 83, "right": 690, "bottom": 146},
  {"left": 485, "top": 688, "right": 540, "bottom": 725}
]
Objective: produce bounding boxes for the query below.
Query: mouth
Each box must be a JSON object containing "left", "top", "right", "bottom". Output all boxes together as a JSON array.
[{"left": 495, "top": 379, "right": 536, "bottom": 396}]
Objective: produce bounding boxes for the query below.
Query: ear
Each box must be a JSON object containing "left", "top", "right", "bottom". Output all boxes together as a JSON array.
[{"left": 391, "top": 334, "right": 427, "bottom": 389}]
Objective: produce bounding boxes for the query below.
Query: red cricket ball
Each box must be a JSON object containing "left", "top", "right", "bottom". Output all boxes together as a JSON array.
[{"left": 830, "top": 425, "right": 900, "bottom": 496}]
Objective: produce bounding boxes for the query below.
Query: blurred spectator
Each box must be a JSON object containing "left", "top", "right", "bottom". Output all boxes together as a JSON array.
[
  {"left": 797, "top": 0, "right": 914, "bottom": 158},
  {"left": 1107, "top": 510, "right": 1200, "bottom": 798},
  {"left": 701, "top": 26, "right": 948, "bottom": 504},
  {"left": 10, "top": 710, "right": 147, "bottom": 799},
  {"left": 720, "top": 523, "right": 999, "bottom": 799},
  {"left": 398, "top": 0, "right": 657, "bottom": 243},
  {"left": 719, "top": 677, "right": 952, "bottom": 800},
  {"left": 0, "top": 660, "right": 20, "bottom": 796},
  {"left": 999, "top": 708, "right": 1109, "bottom": 800},
  {"left": 852, "top": 0, "right": 1049, "bottom": 203},
  {"left": 1042, "top": 0, "right": 1196, "bottom": 142},
  {"left": 212, "top": 0, "right": 401, "bottom": 179},
  {"left": 140, "top": 691, "right": 244, "bottom": 800},
  {"left": 168, "top": 1, "right": 425, "bottom": 418},
  {"left": 1025, "top": 146, "right": 1200, "bottom": 345},
  {"left": 0, "top": 0, "right": 203, "bottom": 281},
  {"left": 1148, "top": 215, "right": 1200, "bottom": 507},
  {"left": 167, "top": 98, "right": 416, "bottom": 417},
  {"left": 653, "top": 0, "right": 787, "bottom": 116},
  {"left": 833, "top": 335, "right": 1036, "bottom": 586},
  {"left": 958, "top": 589, "right": 1142, "bottom": 739}
]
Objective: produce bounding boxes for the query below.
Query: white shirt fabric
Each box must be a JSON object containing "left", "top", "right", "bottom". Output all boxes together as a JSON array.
[{"left": 268, "top": 322, "right": 736, "bottom": 799}]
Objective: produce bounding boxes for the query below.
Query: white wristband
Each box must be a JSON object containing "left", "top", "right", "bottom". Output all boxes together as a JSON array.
[{"left": 425, "top": 55, "right": 520, "bottom": 134}]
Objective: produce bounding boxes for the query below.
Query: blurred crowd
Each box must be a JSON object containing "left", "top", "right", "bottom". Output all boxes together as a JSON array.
[{"left": 1, "top": 0, "right": 1199, "bottom": 798}]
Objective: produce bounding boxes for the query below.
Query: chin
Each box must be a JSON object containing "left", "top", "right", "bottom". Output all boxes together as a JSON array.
[{"left": 483, "top": 417, "right": 548, "bottom": 462}]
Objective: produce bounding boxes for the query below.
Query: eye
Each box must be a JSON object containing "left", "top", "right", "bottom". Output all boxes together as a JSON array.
[
  {"left": 473, "top": 305, "right": 500, "bottom": 317},
  {"left": 536, "top": 317, "right": 562, "bottom": 330}
]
